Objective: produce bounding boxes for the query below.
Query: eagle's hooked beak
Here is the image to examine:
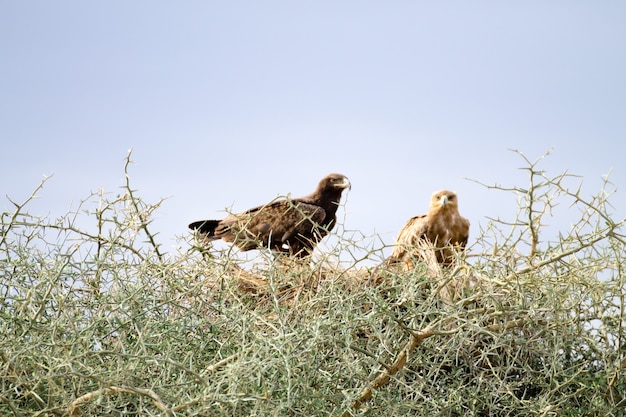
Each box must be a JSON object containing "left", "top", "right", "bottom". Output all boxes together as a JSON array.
[
  {"left": 340, "top": 177, "right": 351, "bottom": 190},
  {"left": 441, "top": 195, "right": 448, "bottom": 206}
]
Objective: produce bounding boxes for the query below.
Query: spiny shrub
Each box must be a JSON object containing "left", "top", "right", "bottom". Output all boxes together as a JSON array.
[{"left": 1, "top": 151, "right": 624, "bottom": 416}]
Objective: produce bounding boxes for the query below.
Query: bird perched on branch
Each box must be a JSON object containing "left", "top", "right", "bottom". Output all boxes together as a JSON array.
[
  {"left": 189, "top": 173, "right": 350, "bottom": 258},
  {"left": 388, "top": 190, "right": 470, "bottom": 269}
]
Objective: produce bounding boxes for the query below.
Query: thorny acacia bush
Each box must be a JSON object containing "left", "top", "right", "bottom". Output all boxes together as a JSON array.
[{"left": 1, "top": 152, "right": 625, "bottom": 416}]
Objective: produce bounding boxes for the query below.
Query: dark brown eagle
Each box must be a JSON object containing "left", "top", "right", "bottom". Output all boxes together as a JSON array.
[
  {"left": 189, "top": 173, "right": 350, "bottom": 257},
  {"left": 389, "top": 190, "right": 470, "bottom": 268}
]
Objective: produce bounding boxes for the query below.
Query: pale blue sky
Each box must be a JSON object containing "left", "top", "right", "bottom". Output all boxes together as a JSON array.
[{"left": 2, "top": 2, "right": 625, "bottom": 261}]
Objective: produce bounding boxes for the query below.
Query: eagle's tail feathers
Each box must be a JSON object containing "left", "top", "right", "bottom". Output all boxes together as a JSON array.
[{"left": 189, "top": 220, "right": 221, "bottom": 239}]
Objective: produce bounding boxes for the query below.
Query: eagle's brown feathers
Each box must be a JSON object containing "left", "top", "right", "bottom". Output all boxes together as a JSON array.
[
  {"left": 389, "top": 190, "right": 470, "bottom": 268},
  {"left": 189, "top": 174, "right": 350, "bottom": 257}
]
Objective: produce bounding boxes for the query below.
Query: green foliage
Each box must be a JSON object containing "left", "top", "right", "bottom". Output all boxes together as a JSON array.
[{"left": 1, "top": 151, "right": 625, "bottom": 416}]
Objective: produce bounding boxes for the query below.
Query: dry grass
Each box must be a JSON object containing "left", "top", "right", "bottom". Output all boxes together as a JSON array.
[{"left": 1, "top": 151, "right": 625, "bottom": 416}]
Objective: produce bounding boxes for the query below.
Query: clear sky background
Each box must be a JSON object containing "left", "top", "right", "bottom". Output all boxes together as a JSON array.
[{"left": 2, "top": 2, "right": 625, "bottom": 263}]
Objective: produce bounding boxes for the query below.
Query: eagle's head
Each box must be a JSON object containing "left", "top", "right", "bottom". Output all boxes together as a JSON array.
[
  {"left": 430, "top": 190, "right": 459, "bottom": 211},
  {"left": 320, "top": 173, "right": 351, "bottom": 191}
]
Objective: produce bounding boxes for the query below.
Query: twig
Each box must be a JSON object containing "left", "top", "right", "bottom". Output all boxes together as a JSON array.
[
  {"left": 1, "top": 175, "right": 52, "bottom": 249},
  {"left": 123, "top": 149, "right": 164, "bottom": 261},
  {"left": 67, "top": 385, "right": 171, "bottom": 416},
  {"left": 343, "top": 325, "right": 436, "bottom": 416},
  {"left": 505, "top": 226, "right": 614, "bottom": 281},
  {"left": 203, "top": 349, "right": 247, "bottom": 374}
]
